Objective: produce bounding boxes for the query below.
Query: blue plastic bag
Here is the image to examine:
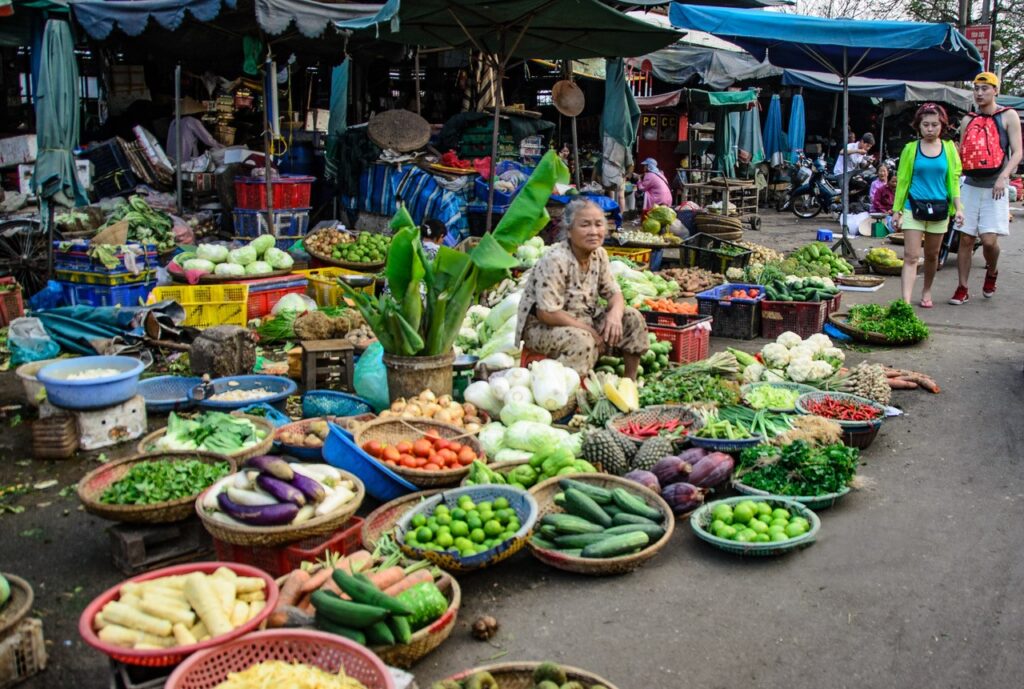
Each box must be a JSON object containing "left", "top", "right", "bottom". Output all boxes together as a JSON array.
[
  {"left": 353, "top": 341, "right": 389, "bottom": 413},
  {"left": 9, "top": 317, "right": 61, "bottom": 366},
  {"left": 27, "top": 281, "right": 66, "bottom": 311}
]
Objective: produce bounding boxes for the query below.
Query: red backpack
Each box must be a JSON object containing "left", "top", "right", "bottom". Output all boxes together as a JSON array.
[{"left": 961, "top": 108, "right": 1010, "bottom": 177}]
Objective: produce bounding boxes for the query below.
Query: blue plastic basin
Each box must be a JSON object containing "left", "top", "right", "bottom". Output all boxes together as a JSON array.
[
  {"left": 189, "top": 375, "right": 297, "bottom": 411},
  {"left": 322, "top": 422, "right": 416, "bottom": 501},
  {"left": 37, "top": 356, "right": 146, "bottom": 411},
  {"left": 137, "top": 375, "right": 201, "bottom": 414}
]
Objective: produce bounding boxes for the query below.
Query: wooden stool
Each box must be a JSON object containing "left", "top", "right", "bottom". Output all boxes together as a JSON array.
[
  {"left": 108, "top": 518, "right": 211, "bottom": 575},
  {"left": 301, "top": 339, "right": 355, "bottom": 391}
]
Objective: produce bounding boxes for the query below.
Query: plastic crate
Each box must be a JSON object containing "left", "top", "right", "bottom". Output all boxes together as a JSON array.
[
  {"left": 296, "top": 267, "right": 375, "bottom": 306},
  {"left": 148, "top": 284, "right": 249, "bottom": 328},
  {"left": 59, "top": 280, "right": 154, "bottom": 307},
  {"left": 79, "top": 138, "right": 138, "bottom": 198},
  {"left": 466, "top": 203, "right": 510, "bottom": 237},
  {"left": 243, "top": 275, "right": 309, "bottom": 319},
  {"left": 644, "top": 313, "right": 712, "bottom": 364},
  {"left": 0, "top": 617, "right": 47, "bottom": 688},
  {"left": 234, "top": 176, "right": 315, "bottom": 210},
  {"left": 825, "top": 292, "right": 842, "bottom": 315},
  {"left": 232, "top": 208, "right": 311, "bottom": 238},
  {"left": 696, "top": 283, "right": 765, "bottom": 340},
  {"left": 53, "top": 240, "right": 158, "bottom": 274},
  {"left": 681, "top": 233, "right": 753, "bottom": 274},
  {"left": 0, "top": 277, "right": 24, "bottom": 327},
  {"left": 606, "top": 245, "right": 653, "bottom": 266},
  {"left": 211, "top": 516, "right": 364, "bottom": 577},
  {"left": 55, "top": 269, "right": 156, "bottom": 286},
  {"left": 760, "top": 299, "right": 828, "bottom": 339}
]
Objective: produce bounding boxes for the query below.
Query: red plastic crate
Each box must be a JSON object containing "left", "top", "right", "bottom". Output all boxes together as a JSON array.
[
  {"left": 646, "top": 314, "right": 712, "bottom": 364},
  {"left": 243, "top": 275, "right": 310, "bottom": 320},
  {"left": 760, "top": 300, "right": 828, "bottom": 339},
  {"left": 0, "top": 277, "right": 24, "bottom": 327},
  {"left": 825, "top": 292, "right": 842, "bottom": 315},
  {"left": 212, "top": 516, "right": 364, "bottom": 577},
  {"left": 234, "top": 176, "right": 315, "bottom": 210}
]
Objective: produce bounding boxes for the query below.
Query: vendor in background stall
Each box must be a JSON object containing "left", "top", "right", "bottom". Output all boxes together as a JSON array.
[
  {"left": 516, "top": 199, "right": 649, "bottom": 379},
  {"left": 634, "top": 158, "right": 673, "bottom": 219},
  {"left": 165, "top": 97, "right": 223, "bottom": 162}
]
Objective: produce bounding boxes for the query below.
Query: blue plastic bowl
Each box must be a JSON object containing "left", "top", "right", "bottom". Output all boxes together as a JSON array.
[
  {"left": 237, "top": 403, "right": 293, "bottom": 427},
  {"left": 301, "top": 390, "right": 374, "bottom": 419},
  {"left": 322, "top": 422, "right": 417, "bottom": 501},
  {"left": 37, "top": 356, "right": 146, "bottom": 411},
  {"left": 189, "top": 375, "right": 297, "bottom": 411},
  {"left": 137, "top": 376, "right": 201, "bottom": 414}
]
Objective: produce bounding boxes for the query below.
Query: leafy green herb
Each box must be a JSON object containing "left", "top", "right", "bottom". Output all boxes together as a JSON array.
[
  {"left": 100, "top": 459, "right": 230, "bottom": 505},
  {"left": 640, "top": 372, "right": 741, "bottom": 407},
  {"left": 848, "top": 300, "right": 929, "bottom": 343},
  {"left": 736, "top": 441, "right": 859, "bottom": 496}
]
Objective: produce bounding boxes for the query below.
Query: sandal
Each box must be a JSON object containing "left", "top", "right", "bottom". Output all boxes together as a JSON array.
[{"left": 919, "top": 298, "right": 934, "bottom": 309}]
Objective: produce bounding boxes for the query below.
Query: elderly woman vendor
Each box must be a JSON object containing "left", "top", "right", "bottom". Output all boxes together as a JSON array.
[{"left": 516, "top": 199, "right": 649, "bottom": 379}]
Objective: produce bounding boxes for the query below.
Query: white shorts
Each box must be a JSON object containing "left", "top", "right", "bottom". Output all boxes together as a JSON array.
[{"left": 960, "top": 183, "right": 1010, "bottom": 236}]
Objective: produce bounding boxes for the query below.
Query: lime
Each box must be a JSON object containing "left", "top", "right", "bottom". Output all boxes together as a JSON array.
[
  {"left": 435, "top": 503, "right": 450, "bottom": 514},
  {"left": 711, "top": 519, "right": 726, "bottom": 533},
  {"left": 711, "top": 504, "right": 734, "bottom": 524},
  {"left": 748, "top": 518, "right": 768, "bottom": 534},
  {"left": 416, "top": 526, "right": 433, "bottom": 542},
  {"left": 457, "top": 496, "right": 475, "bottom": 509},
  {"left": 496, "top": 508, "right": 515, "bottom": 524},
  {"left": 784, "top": 522, "right": 808, "bottom": 538},
  {"left": 478, "top": 509, "right": 494, "bottom": 523},
  {"left": 771, "top": 508, "right": 791, "bottom": 521},
  {"left": 717, "top": 525, "right": 737, "bottom": 540},
  {"left": 451, "top": 521, "right": 469, "bottom": 538},
  {"left": 436, "top": 525, "right": 451, "bottom": 536},
  {"left": 426, "top": 517, "right": 439, "bottom": 532},
  {"left": 477, "top": 501, "right": 493, "bottom": 512},
  {"left": 737, "top": 500, "right": 758, "bottom": 515},
  {"left": 412, "top": 514, "right": 427, "bottom": 528},
  {"left": 470, "top": 528, "right": 486, "bottom": 544},
  {"left": 769, "top": 531, "right": 789, "bottom": 542},
  {"left": 769, "top": 518, "right": 789, "bottom": 530},
  {"left": 733, "top": 503, "right": 755, "bottom": 525},
  {"left": 436, "top": 513, "right": 452, "bottom": 526},
  {"left": 494, "top": 497, "right": 510, "bottom": 510},
  {"left": 467, "top": 515, "right": 483, "bottom": 531},
  {"left": 734, "top": 529, "right": 755, "bottom": 543},
  {"left": 459, "top": 546, "right": 476, "bottom": 557},
  {"left": 454, "top": 537, "right": 473, "bottom": 551},
  {"left": 756, "top": 502, "right": 774, "bottom": 518},
  {"left": 451, "top": 508, "right": 466, "bottom": 521},
  {"left": 436, "top": 532, "right": 454, "bottom": 548},
  {"left": 755, "top": 533, "right": 771, "bottom": 543},
  {"left": 502, "top": 530, "right": 517, "bottom": 540},
  {"left": 506, "top": 519, "right": 521, "bottom": 533},
  {"left": 483, "top": 520, "right": 503, "bottom": 537}
]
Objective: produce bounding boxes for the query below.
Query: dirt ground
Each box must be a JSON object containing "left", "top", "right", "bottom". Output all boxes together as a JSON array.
[{"left": 2, "top": 207, "right": 1022, "bottom": 689}]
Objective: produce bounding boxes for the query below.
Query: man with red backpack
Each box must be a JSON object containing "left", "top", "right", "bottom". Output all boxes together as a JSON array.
[{"left": 950, "top": 72, "right": 1022, "bottom": 305}]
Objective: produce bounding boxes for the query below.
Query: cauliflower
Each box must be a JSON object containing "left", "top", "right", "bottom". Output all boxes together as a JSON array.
[
  {"left": 761, "top": 343, "right": 791, "bottom": 369},
  {"left": 725, "top": 267, "right": 745, "bottom": 281},
  {"left": 805, "top": 333, "right": 833, "bottom": 353},
  {"left": 776, "top": 331, "right": 803, "bottom": 349},
  {"left": 788, "top": 345, "right": 816, "bottom": 363},
  {"left": 806, "top": 360, "right": 835, "bottom": 382},
  {"left": 820, "top": 346, "right": 845, "bottom": 364},
  {"left": 743, "top": 363, "right": 766, "bottom": 383},
  {"left": 763, "top": 368, "right": 787, "bottom": 383},
  {"left": 786, "top": 359, "right": 813, "bottom": 382}
]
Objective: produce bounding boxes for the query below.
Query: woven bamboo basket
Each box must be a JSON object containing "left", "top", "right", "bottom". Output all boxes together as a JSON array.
[
  {"left": 78, "top": 452, "right": 236, "bottom": 524},
  {"left": 444, "top": 662, "right": 621, "bottom": 689},
  {"left": 0, "top": 573, "right": 33, "bottom": 638},
  {"left": 836, "top": 274, "right": 885, "bottom": 288},
  {"left": 731, "top": 479, "right": 852, "bottom": 510},
  {"left": 690, "top": 496, "right": 820, "bottom": 556},
  {"left": 606, "top": 405, "right": 700, "bottom": 450},
  {"left": 740, "top": 382, "right": 817, "bottom": 413},
  {"left": 827, "top": 312, "right": 923, "bottom": 346},
  {"left": 795, "top": 391, "right": 887, "bottom": 430},
  {"left": 137, "top": 415, "right": 275, "bottom": 461},
  {"left": 195, "top": 469, "right": 365, "bottom": 547},
  {"left": 352, "top": 418, "right": 484, "bottom": 488},
  {"left": 360, "top": 489, "right": 443, "bottom": 551},
  {"left": 527, "top": 474, "right": 675, "bottom": 576},
  {"left": 868, "top": 261, "right": 916, "bottom": 276},
  {"left": 304, "top": 230, "right": 386, "bottom": 272},
  {"left": 371, "top": 572, "right": 460, "bottom": 668}
]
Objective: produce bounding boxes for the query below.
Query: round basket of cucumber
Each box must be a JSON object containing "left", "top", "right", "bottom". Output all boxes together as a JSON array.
[{"left": 527, "top": 474, "right": 674, "bottom": 576}]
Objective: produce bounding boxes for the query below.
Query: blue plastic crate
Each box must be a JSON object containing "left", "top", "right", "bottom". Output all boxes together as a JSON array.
[
  {"left": 695, "top": 282, "right": 765, "bottom": 340},
  {"left": 53, "top": 240, "right": 159, "bottom": 274},
  {"left": 59, "top": 280, "right": 155, "bottom": 307},
  {"left": 232, "top": 208, "right": 311, "bottom": 238}
]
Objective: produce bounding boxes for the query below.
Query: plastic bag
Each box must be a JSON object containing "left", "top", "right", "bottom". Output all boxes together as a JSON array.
[
  {"left": 9, "top": 317, "right": 60, "bottom": 366},
  {"left": 27, "top": 281, "right": 66, "bottom": 311},
  {"left": 354, "top": 341, "right": 389, "bottom": 413}
]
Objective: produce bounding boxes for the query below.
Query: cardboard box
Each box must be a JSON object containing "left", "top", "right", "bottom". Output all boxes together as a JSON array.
[
  {"left": 18, "top": 160, "right": 92, "bottom": 196},
  {"left": 305, "top": 108, "right": 332, "bottom": 133},
  {"left": 0, "top": 134, "right": 37, "bottom": 168}
]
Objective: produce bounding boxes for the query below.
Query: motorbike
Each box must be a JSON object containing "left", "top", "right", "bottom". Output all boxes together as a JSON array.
[{"left": 777, "top": 154, "right": 843, "bottom": 219}]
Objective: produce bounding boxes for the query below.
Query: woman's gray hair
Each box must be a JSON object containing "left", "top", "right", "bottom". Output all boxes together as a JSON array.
[{"left": 557, "top": 198, "right": 604, "bottom": 240}]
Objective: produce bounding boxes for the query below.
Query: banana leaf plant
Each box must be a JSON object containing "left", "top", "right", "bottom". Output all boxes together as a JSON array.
[{"left": 341, "top": 150, "right": 570, "bottom": 356}]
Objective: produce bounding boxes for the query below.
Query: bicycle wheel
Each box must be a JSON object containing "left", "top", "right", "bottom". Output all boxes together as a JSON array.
[{"left": 0, "top": 219, "right": 55, "bottom": 297}]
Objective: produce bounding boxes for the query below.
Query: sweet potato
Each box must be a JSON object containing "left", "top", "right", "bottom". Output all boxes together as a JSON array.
[
  {"left": 888, "top": 378, "right": 918, "bottom": 389},
  {"left": 277, "top": 569, "right": 310, "bottom": 608}
]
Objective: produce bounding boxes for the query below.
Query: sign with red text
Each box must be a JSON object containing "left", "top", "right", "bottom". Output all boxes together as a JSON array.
[{"left": 966, "top": 25, "right": 992, "bottom": 70}]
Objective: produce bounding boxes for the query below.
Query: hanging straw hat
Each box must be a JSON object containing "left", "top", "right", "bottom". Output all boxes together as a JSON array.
[
  {"left": 367, "top": 109, "right": 431, "bottom": 152},
  {"left": 552, "top": 80, "right": 585, "bottom": 117}
]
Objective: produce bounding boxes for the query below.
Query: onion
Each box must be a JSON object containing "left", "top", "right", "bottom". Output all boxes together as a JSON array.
[
  {"left": 390, "top": 400, "right": 407, "bottom": 413},
  {"left": 420, "top": 390, "right": 437, "bottom": 402},
  {"left": 465, "top": 415, "right": 480, "bottom": 425},
  {"left": 465, "top": 423, "right": 481, "bottom": 434},
  {"left": 423, "top": 403, "right": 441, "bottom": 418},
  {"left": 463, "top": 403, "right": 478, "bottom": 417},
  {"left": 402, "top": 411, "right": 419, "bottom": 419},
  {"left": 379, "top": 410, "right": 394, "bottom": 419},
  {"left": 437, "top": 395, "right": 453, "bottom": 407},
  {"left": 447, "top": 403, "right": 465, "bottom": 420},
  {"left": 405, "top": 403, "right": 423, "bottom": 417},
  {"left": 434, "top": 409, "right": 453, "bottom": 424}
]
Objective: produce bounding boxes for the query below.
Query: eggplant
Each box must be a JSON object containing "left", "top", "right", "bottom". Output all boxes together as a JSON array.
[
  {"left": 678, "top": 447, "right": 709, "bottom": 464},
  {"left": 288, "top": 471, "right": 327, "bottom": 503},
  {"left": 256, "top": 474, "right": 306, "bottom": 506},
  {"left": 688, "top": 452, "right": 735, "bottom": 488},
  {"left": 651, "top": 456, "right": 693, "bottom": 487},
  {"left": 216, "top": 492, "right": 299, "bottom": 526},
  {"left": 244, "top": 455, "right": 294, "bottom": 481},
  {"left": 623, "top": 469, "right": 661, "bottom": 493},
  {"left": 660, "top": 483, "right": 705, "bottom": 515}
]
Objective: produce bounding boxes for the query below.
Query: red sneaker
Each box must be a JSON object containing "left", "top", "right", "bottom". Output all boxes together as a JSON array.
[
  {"left": 983, "top": 269, "right": 998, "bottom": 298},
  {"left": 948, "top": 285, "right": 970, "bottom": 305}
]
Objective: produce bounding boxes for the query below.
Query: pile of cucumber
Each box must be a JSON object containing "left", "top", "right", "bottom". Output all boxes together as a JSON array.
[
  {"left": 595, "top": 334, "right": 672, "bottom": 379},
  {"left": 531, "top": 479, "right": 667, "bottom": 559}
]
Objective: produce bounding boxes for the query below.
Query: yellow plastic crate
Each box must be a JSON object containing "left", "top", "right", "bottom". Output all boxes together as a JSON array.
[
  {"left": 295, "top": 267, "right": 374, "bottom": 307},
  {"left": 148, "top": 284, "right": 249, "bottom": 328},
  {"left": 605, "top": 246, "right": 653, "bottom": 266}
]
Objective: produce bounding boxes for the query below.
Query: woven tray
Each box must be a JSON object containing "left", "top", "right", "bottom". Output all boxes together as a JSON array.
[
  {"left": 137, "top": 415, "right": 275, "bottom": 461},
  {"left": 78, "top": 452, "right": 237, "bottom": 524},
  {"left": 360, "top": 490, "right": 443, "bottom": 551},
  {"left": 352, "top": 418, "right": 484, "bottom": 488},
  {"left": 527, "top": 474, "right": 674, "bottom": 576},
  {"left": 731, "top": 480, "right": 852, "bottom": 510},
  {"left": 0, "top": 573, "right": 33, "bottom": 638},
  {"left": 195, "top": 468, "right": 365, "bottom": 547},
  {"left": 606, "top": 405, "right": 699, "bottom": 450},
  {"left": 690, "top": 496, "right": 820, "bottom": 556},
  {"left": 368, "top": 109, "right": 430, "bottom": 153},
  {"left": 827, "top": 312, "right": 914, "bottom": 346},
  {"left": 836, "top": 275, "right": 885, "bottom": 288},
  {"left": 795, "top": 390, "right": 887, "bottom": 430},
  {"left": 372, "top": 573, "right": 460, "bottom": 668},
  {"left": 444, "top": 662, "right": 620, "bottom": 689},
  {"left": 867, "top": 262, "right": 904, "bottom": 275}
]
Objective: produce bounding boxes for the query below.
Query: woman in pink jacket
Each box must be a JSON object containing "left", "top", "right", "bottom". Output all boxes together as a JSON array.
[{"left": 636, "top": 158, "right": 673, "bottom": 217}]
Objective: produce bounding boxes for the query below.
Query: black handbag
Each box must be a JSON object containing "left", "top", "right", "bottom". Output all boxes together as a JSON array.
[{"left": 908, "top": 194, "right": 949, "bottom": 222}]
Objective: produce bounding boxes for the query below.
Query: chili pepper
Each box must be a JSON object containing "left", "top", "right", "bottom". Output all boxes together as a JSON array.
[{"left": 806, "top": 397, "right": 880, "bottom": 421}]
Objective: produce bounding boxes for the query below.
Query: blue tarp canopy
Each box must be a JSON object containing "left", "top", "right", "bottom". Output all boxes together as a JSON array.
[
  {"left": 781, "top": 70, "right": 975, "bottom": 110},
  {"left": 668, "top": 5, "right": 982, "bottom": 82}
]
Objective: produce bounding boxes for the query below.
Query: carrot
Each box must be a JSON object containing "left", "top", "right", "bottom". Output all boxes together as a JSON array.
[
  {"left": 301, "top": 567, "right": 334, "bottom": 594},
  {"left": 277, "top": 569, "right": 310, "bottom": 608},
  {"left": 296, "top": 591, "right": 314, "bottom": 614},
  {"left": 320, "top": 578, "right": 346, "bottom": 599},
  {"left": 337, "top": 550, "right": 373, "bottom": 574},
  {"left": 366, "top": 566, "right": 405, "bottom": 591},
  {"left": 383, "top": 569, "right": 434, "bottom": 597}
]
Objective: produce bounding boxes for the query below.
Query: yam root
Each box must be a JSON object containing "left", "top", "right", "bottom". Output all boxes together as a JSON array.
[
  {"left": 883, "top": 366, "right": 940, "bottom": 393},
  {"left": 888, "top": 378, "right": 918, "bottom": 389}
]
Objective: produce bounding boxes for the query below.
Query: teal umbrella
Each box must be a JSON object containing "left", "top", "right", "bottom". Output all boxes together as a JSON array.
[{"left": 34, "top": 18, "right": 87, "bottom": 276}]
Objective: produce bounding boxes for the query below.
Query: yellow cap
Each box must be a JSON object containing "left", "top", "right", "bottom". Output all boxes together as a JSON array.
[{"left": 973, "top": 72, "right": 1000, "bottom": 89}]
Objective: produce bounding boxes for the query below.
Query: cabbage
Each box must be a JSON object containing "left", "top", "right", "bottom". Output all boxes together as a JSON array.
[
  {"left": 196, "top": 243, "right": 229, "bottom": 263},
  {"left": 484, "top": 292, "right": 521, "bottom": 332},
  {"left": 264, "top": 247, "right": 294, "bottom": 270},
  {"left": 494, "top": 448, "right": 533, "bottom": 463},
  {"left": 642, "top": 218, "right": 661, "bottom": 234},
  {"left": 249, "top": 234, "right": 275, "bottom": 256},
  {"left": 274, "top": 293, "right": 314, "bottom": 314},
  {"left": 464, "top": 381, "right": 501, "bottom": 417},
  {"left": 504, "top": 421, "right": 569, "bottom": 453},
  {"left": 228, "top": 245, "right": 257, "bottom": 266},
  {"left": 182, "top": 258, "right": 215, "bottom": 274},
  {"left": 478, "top": 422, "right": 507, "bottom": 456},
  {"left": 499, "top": 402, "right": 552, "bottom": 426},
  {"left": 214, "top": 262, "right": 246, "bottom": 277},
  {"left": 245, "top": 261, "right": 273, "bottom": 275}
]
